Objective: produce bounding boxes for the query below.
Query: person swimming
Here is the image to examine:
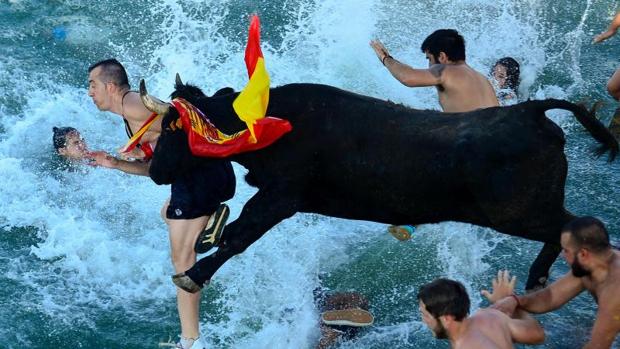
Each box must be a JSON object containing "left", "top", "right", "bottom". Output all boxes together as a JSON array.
[{"left": 490, "top": 57, "right": 521, "bottom": 105}]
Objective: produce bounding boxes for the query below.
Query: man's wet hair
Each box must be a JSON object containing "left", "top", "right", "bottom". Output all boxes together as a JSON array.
[
  {"left": 493, "top": 57, "right": 521, "bottom": 92},
  {"left": 417, "top": 278, "right": 470, "bottom": 321},
  {"left": 562, "top": 216, "right": 611, "bottom": 253},
  {"left": 421, "top": 29, "right": 466, "bottom": 62},
  {"left": 88, "top": 58, "right": 130, "bottom": 89},
  {"left": 52, "top": 126, "right": 78, "bottom": 152}
]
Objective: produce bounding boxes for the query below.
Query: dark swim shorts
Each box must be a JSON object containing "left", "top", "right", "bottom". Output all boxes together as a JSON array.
[{"left": 166, "top": 160, "right": 236, "bottom": 220}]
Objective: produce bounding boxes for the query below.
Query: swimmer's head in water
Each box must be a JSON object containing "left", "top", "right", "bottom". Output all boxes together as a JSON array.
[
  {"left": 421, "top": 29, "right": 466, "bottom": 64},
  {"left": 492, "top": 57, "right": 520, "bottom": 92},
  {"left": 53, "top": 126, "right": 88, "bottom": 160}
]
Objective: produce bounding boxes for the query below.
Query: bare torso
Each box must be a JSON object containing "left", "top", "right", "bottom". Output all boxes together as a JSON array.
[
  {"left": 122, "top": 92, "right": 162, "bottom": 149},
  {"left": 437, "top": 63, "right": 499, "bottom": 113},
  {"left": 454, "top": 309, "right": 514, "bottom": 349}
]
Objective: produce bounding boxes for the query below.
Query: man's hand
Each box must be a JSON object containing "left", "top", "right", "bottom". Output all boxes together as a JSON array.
[
  {"left": 117, "top": 146, "right": 145, "bottom": 161},
  {"left": 87, "top": 151, "right": 119, "bottom": 169},
  {"left": 491, "top": 295, "right": 520, "bottom": 316},
  {"left": 593, "top": 12, "right": 620, "bottom": 43},
  {"left": 481, "top": 270, "right": 517, "bottom": 304},
  {"left": 370, "top": 39, "right": 391, "bottom": 64},
  {"left": 594, "top": 29, "right": 617, "bottom": 43}
]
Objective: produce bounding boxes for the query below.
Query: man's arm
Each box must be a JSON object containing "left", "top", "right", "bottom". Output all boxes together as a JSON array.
[
  {"left": 607, "top": 69, "right": 620, "bottom": 101},
  {"left": 89, "top": 151, "right": 150, "bottom": 176},
  {"left": 517, "top": 272, "right": 584, "bottom": 313},
  {"left": 582, "top": 290, "right": 620, "bottom": 349},
  {"left": 594, "top": 12, "right": 620, "bottom": 43},
  {"left": 370, "top": 39, "right": 443, "bottom": 87},
  {"left": 506, "top": 309, "right": 546, "bottom": 345}
]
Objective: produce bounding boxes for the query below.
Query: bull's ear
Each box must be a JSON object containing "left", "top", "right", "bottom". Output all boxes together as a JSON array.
[{"left": 175, "top": 73, "right": 183, "bottom": 88}]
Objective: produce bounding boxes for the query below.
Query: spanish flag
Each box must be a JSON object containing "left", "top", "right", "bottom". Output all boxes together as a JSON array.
[
  {"left": 169, "top": 14, "right": 291, "bottom": 158},
  {"left": 233, "top": 14, "right": 271, "bottom": 143}
]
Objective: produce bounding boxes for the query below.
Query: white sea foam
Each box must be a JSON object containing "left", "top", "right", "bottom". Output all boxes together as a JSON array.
[{"left": 0, "top": 0, "right": 614, "bottom": 347}]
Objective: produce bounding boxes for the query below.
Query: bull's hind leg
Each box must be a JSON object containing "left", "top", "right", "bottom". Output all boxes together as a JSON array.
[
  {"left": 183, "top": 188, "right": 299, "bottom": 287},
  {"left": 525, "top": 243, "right": 561, "bottom": 291}
]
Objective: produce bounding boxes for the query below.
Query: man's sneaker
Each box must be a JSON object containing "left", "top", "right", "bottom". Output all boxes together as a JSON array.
[
  {"left": 172, "top": 273, "right": 203, "bottom": 293},
  {"left": 321, "top": 308, "right": 374, "bottom": 327},
  {"left": 388, "top": 225, "right": 415, "bottom": 241},
  {"left": 194, "top": 204, "right": 230, "bottom": 254},
  {"left": 158, "top": 335, "right": 205, "bottom": 349}
]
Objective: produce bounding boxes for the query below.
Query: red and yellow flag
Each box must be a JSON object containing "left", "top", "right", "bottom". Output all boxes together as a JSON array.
[
  {"left": 233, "top": 14, "right": 271, "bottom": 143},
  {"left": 165, "top": 14, "right": 291, "bottom": 158}
]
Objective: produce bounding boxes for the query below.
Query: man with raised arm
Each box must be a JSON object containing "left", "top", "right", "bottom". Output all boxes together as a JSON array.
[
  {"left": 370, "top": 29, "right": 499, "bottom": 113},
  {"left": 593, "top": 11, "right": 620, "bottom": 100}
]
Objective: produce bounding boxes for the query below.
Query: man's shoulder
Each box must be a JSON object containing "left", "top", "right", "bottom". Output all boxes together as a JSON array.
[
  {"left": 457, "top": 316, "right": 505, "bottom": 349},
  {"left": 441, "top": 64, "right": 488, "bottom": 86},
  {"left": 125, "top": 93, "right": 155, "bottom": 121},
  {"left": 474, "top": 308, "right": 509, "bottom": 321}
]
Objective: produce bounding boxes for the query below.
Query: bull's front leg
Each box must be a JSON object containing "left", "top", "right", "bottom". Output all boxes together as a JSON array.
[{"left": 183, "top": 188, "right": 299, "bottom": 288}]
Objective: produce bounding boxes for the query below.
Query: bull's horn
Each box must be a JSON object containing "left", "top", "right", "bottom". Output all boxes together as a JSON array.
[
  {"left": 175, "top": 73, "right": 183, "bottom": 86},
  {"left": 139, "top": 79, "right": 169, "bottom": 116}
]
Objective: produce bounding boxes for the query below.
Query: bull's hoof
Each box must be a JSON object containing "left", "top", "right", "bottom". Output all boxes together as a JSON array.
[
  {"left": 172, "top": 273, "right": 204, "bottom": 293},
  {"left": 194, "top": 204, "right": 230, "bottom": 254},
  {"left": 525, "top": 276, "right": 548, "bottom": 293},
  {"left": 388, "top": 225, "right": 415, "bottom": 241}
]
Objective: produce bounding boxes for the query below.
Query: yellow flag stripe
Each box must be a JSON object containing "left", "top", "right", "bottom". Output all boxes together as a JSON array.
[{"left": 233, "top": 57, "right": 270, "bottom": 143}]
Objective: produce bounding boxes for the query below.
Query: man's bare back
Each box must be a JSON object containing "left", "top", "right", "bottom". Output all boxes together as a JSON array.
[
  {"left": 455, "top": 309, "right": 519, "bottom": 349},
  {"left": 433, "top": 63, "right": 499, "bottom": 112}
]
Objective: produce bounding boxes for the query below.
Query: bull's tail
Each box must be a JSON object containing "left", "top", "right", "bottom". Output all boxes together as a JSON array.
[{"left": 533, "top": 99, "right": 619, "bottom": 161}]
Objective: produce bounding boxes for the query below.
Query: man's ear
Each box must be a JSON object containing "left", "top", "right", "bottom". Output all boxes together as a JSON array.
[
  {"left": 105, "top": 81, "right": 114, "bottom": 93},
  {"left": 577, "top": 247, "right": 590, "bottom": 260},
  {"left": 438, "top": 314, "right": 455, "bottom": 327},
  {"left": 437, "top": 52, "right": 449, "bottom": 64}
]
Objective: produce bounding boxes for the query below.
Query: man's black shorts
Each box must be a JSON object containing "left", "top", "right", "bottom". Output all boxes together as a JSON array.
[{"left": 166, "top": 160, "right": 236, "bottom": 220}]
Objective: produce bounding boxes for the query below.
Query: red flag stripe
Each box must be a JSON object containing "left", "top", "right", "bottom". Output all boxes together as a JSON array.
[{"left": 244, "top": 14, "right": 263, "bottom": 78}]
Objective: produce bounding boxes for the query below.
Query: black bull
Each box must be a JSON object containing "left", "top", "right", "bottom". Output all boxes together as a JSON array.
[{"left": 144, "top": 81, "right": 618, "bottom": 290}]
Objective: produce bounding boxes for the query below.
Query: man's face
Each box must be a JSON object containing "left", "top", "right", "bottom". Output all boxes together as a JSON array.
[
  {"left": 425, "top": 51, "right": 438, "bottom": 66},
  {"left": 88, "top": 67, "right": 111, "bottom": 111},
  {"left": 58, "top": 131, "right": 88, "bottom": 160},
  {"left": 561, "top": 233, "right": 590, "bottom": 277},
  {"left": 492, "top": 64, "right": 508, "bottom": 89},
  {"left": 419, "top": 301, "right": 448, "bottom": 339}
]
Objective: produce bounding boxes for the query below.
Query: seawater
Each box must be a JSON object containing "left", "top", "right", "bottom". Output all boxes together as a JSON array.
[{"left": 0, "top": 1, "right": 619, "bottom": 348}]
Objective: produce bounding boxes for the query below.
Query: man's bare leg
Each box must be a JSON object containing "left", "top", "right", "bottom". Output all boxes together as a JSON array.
[{"left": 163, "top": 202, "right": 210, "bottom": 343}]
